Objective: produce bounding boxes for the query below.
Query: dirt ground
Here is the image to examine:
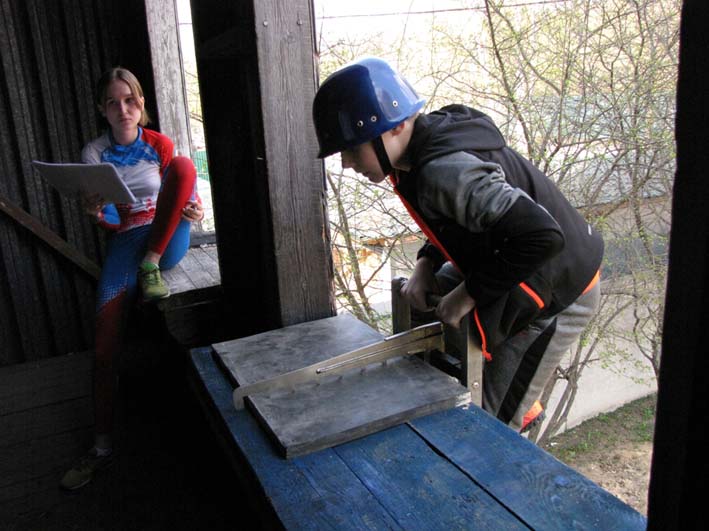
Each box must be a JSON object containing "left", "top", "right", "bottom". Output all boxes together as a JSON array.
[{"left": 542, "top": 393, "right": 657, "bottom": 516}]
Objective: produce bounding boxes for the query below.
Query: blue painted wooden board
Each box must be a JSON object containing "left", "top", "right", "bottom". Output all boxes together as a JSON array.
[
  {"left": 409, "top": 407, "right": 647, "bottom": 530},
  {"left": 191, "top": 347, "right": 646, "bottom": 530},
  {"left": 192, "top": 348, "right": 526, "bottom": 530}
]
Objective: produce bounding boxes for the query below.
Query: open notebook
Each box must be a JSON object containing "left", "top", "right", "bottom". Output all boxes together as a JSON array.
[{"left": 31, "top": 161, "right": 136, "bottom": 203}]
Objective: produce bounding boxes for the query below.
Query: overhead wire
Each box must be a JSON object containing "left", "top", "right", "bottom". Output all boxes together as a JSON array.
[{"left": 318, "top": 0, "right": 571, "bottom": 20}]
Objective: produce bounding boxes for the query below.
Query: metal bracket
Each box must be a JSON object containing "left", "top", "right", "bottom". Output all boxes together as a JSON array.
[{"left": 391, "top": 276, "right": 483, "bottom": 405}]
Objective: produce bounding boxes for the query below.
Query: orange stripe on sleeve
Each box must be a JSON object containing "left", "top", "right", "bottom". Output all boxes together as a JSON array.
[{"left": 519, "top": 282, "right": 545, "bottom": 309}]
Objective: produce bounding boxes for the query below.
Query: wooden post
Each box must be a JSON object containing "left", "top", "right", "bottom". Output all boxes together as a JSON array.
[
  {"left": 144, "top": 0, "right": 192, "bottom": 157},
  {"left": 190, "top": 0, "right": 334, "bottom": 336},
  {"left": 391, "top": 277, "right": 411, "bottom": 333}
]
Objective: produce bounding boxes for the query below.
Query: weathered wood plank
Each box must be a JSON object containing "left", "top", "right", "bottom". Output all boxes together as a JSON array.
[
  {"left": 0, "top": 428, "right": 90, "bottom": 489},
  {"left": 189, "top": 246, "right": 220, "bottom": 283},
  {"left": 0, "top": 470, "right": 66, "bottom": 522},
  {"left": 333, "top": 426, "right": 527, "bottom": 530},
  {"left": 203, "top": 243, "right": 219, "bottom": 263},
  {"left": 0, "top": 194, "right": 100, "bottom": 279},
  {"left": 213, "top": 313, "right": 382, "bottom": 387},
  {"left": 408, "top": 406, "right": 647, "bottom": 530},
  {"left": 0, "top": 0, "right": 54, "bottom": 362},
  {"left": 190, "top": 348, "right": 404, "bottom": 529},
  {"left": 160, "top": 246, "right": 221, "bottom": 299},
  {"left": 192, "top": 348, "right": 534, "bottom": 529},
  {"left": 30, "top": 0, "right": 100, "bottom": 348},
  {"left": 0, "top": 396, "right": 92, "bottom": 447},
  {"left": 252, "top": 0, "right": 334, "bottom": 326},
  {"left": 0, "top": 351, "right": 92, "bottom": 416},
  {"left": 173, "top": 248, "right": 219, "bottom": 289},
  {"left": 145, "top": 0, "right": 191, "bottom": 157},
  {"left": 160, "top": 262, "right": 196, "bottom": 294},
  {"left": 248, "top": 356, "right": 470, "bottom": 458},
  {"left": 195, "top": 342, "right": 645, "bottom": 529}
]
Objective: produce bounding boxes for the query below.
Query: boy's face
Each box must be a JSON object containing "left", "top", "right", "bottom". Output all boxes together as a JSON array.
[{"left": 341, "top": 142, "right": 387, "bottom": 183}]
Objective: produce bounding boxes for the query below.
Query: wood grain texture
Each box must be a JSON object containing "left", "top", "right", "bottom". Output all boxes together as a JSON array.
[
  {"left": 0, "top": 351, "right": 92, "bottom": 416},
  {"left": 192, "top": 0, "right": 334, "bottom": 335},
  {"left": 145, "top": 0, "right": 191, "bottom": 157},
  {"left": 252, "top": 0, "right": 334, "bottom": 326},
  {"left": 191, "top": 348, "right": 520, "bottom": 530},
  {"left": 0, "top": 194, "right": 100, "bottom": 279},
  {"left": 247, "top": 356, "right": 471, "bottom": 458},
  {"left": 0, "top": 352, "right": 93, "bottom": 513},
  {"left": 214, "top": 313, "right": 382, "bottom": 387},
  {"left": 216, "top": 314, "right": 469, "bottom": 458},
  {"left": 0, "top": 396, "right": 92, "bottom": 447},
  {"left": 332, "top": 426, "right": 527, "bottom": 530},
  {"left": 409, "top": 406, "right": 647, "bottom": 530},
  {"left": 192, "top": 347, "right": 646, "bottom": 529},
  {"left": 191, "top": 347, "right": 404, "bottom": 530},
  {"left": 160, "top": 245, "right": 221, "bottom": 297}
]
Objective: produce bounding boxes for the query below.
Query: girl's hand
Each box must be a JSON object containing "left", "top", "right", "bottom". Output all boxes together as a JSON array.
[
  {"left": 82, "top": 193, "right": 105, "bottom": 218},
  {"left": 435, "top": 282, "right": 476, "bottom": 329},
  {"left": 182, "top": 201, "right": 204, "bottom": 222}
]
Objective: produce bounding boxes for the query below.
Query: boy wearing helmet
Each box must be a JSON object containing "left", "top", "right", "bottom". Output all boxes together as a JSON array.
[{"left": 313, "top": 57, "right": 603, "bottom": 433}]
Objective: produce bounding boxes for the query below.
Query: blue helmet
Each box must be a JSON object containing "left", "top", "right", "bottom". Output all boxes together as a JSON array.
[{"left": 313, "top": 57, "right": 426, "bottom": 158}]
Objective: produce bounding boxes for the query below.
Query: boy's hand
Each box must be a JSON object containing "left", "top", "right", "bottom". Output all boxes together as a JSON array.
[
  {"left": 401, "top": 257, "right": 439, "bottom": 311},
  {"left": 435, "top": 282, "right": 475, "bottom": 329},
  {"left": 182, "top": 201, "right": 204, "bottom": 222}
]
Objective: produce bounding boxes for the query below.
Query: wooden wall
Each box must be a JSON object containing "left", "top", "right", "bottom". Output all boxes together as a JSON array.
[
  {"left": 0, "top": 0, "right": 160, "bottom": 366},
  {"left": 191, "top": 0, "right": 335, "bottom": 337},
  {"left": 0, "top": 352, "right": 93, "bottom": 520},
  {"left": 0, "top": 0, "right": 169, "bottom": 519}
]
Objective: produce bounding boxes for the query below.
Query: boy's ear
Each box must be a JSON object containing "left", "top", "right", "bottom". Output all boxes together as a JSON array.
[
  {"left": 97, "top": 104, "right": 106, "bottom": 117},
  {"left": 389, "top": 121, "right": 407, "bottom": 136}
]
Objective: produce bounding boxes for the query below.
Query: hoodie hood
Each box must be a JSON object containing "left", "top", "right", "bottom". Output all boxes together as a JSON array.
[{"left": 407, "top": 104, "right": 506, "bottom": 168}]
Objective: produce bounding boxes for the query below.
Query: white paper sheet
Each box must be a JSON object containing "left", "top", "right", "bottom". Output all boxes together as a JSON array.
[{"left": 31, "top": 161, "right": 137, "bottom": 204}]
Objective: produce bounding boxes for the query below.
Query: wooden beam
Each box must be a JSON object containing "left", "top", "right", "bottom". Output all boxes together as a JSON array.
[
  {"left": 647, "top": 1, "right": 709, "bottom": 529},
  {"left": 191, "top": 0, "right": 334, "bottom": 336},
  {"left": 0, "top": 194, "right": 100, "bottom": 280},
  {"left": 251, "top": 0, "right": 335, "bottom": 326},
  {"left": 144, "top": 0, "right": 192, "bottom": 157}
]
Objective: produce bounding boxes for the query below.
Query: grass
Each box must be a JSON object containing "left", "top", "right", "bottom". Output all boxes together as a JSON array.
[{"left": 543, "top": 393, "right": 657, "bottom": 462}]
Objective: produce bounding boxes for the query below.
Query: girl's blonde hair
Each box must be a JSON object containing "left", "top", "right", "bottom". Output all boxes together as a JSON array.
[{"left": 96, "top": 67, "right": 150, "bottom": 126}]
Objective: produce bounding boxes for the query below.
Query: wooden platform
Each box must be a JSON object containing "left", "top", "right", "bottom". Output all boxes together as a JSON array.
[
  {"left": 157, "top": 243, "right": 224, "bottom": 347},
  {"left": 0, "top": 352, "right": 93, "bottom": 520},
  {"left": 159, "top": 243, "right": 221, "bottom": 308},
  {"left": 189, "top": 326, "right": 648, "bottom": 530}
]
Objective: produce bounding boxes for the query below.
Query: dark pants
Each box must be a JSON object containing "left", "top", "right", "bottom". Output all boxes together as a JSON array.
[{"left": 435, "top": 263, "right": 600, "bottom": 430}]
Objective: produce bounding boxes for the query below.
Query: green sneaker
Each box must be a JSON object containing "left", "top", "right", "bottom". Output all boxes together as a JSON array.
[
  {"left": 60, "top": 448, "right": 113, "bottom": 490},
  {"left": 139, "top": 262, "right": 170, "bottom": 301}
]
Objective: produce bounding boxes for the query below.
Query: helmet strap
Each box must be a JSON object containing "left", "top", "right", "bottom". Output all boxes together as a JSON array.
[{"left": 372, "top": 136, "right": 393, "bottom": 176}]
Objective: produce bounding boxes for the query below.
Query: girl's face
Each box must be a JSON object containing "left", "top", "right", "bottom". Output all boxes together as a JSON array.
[
  {"left": 341, "top": 142, "right": 387, "bottom": 183},
  {"left": 101, "top": 79, "right": 144, "bottom": 140}
]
